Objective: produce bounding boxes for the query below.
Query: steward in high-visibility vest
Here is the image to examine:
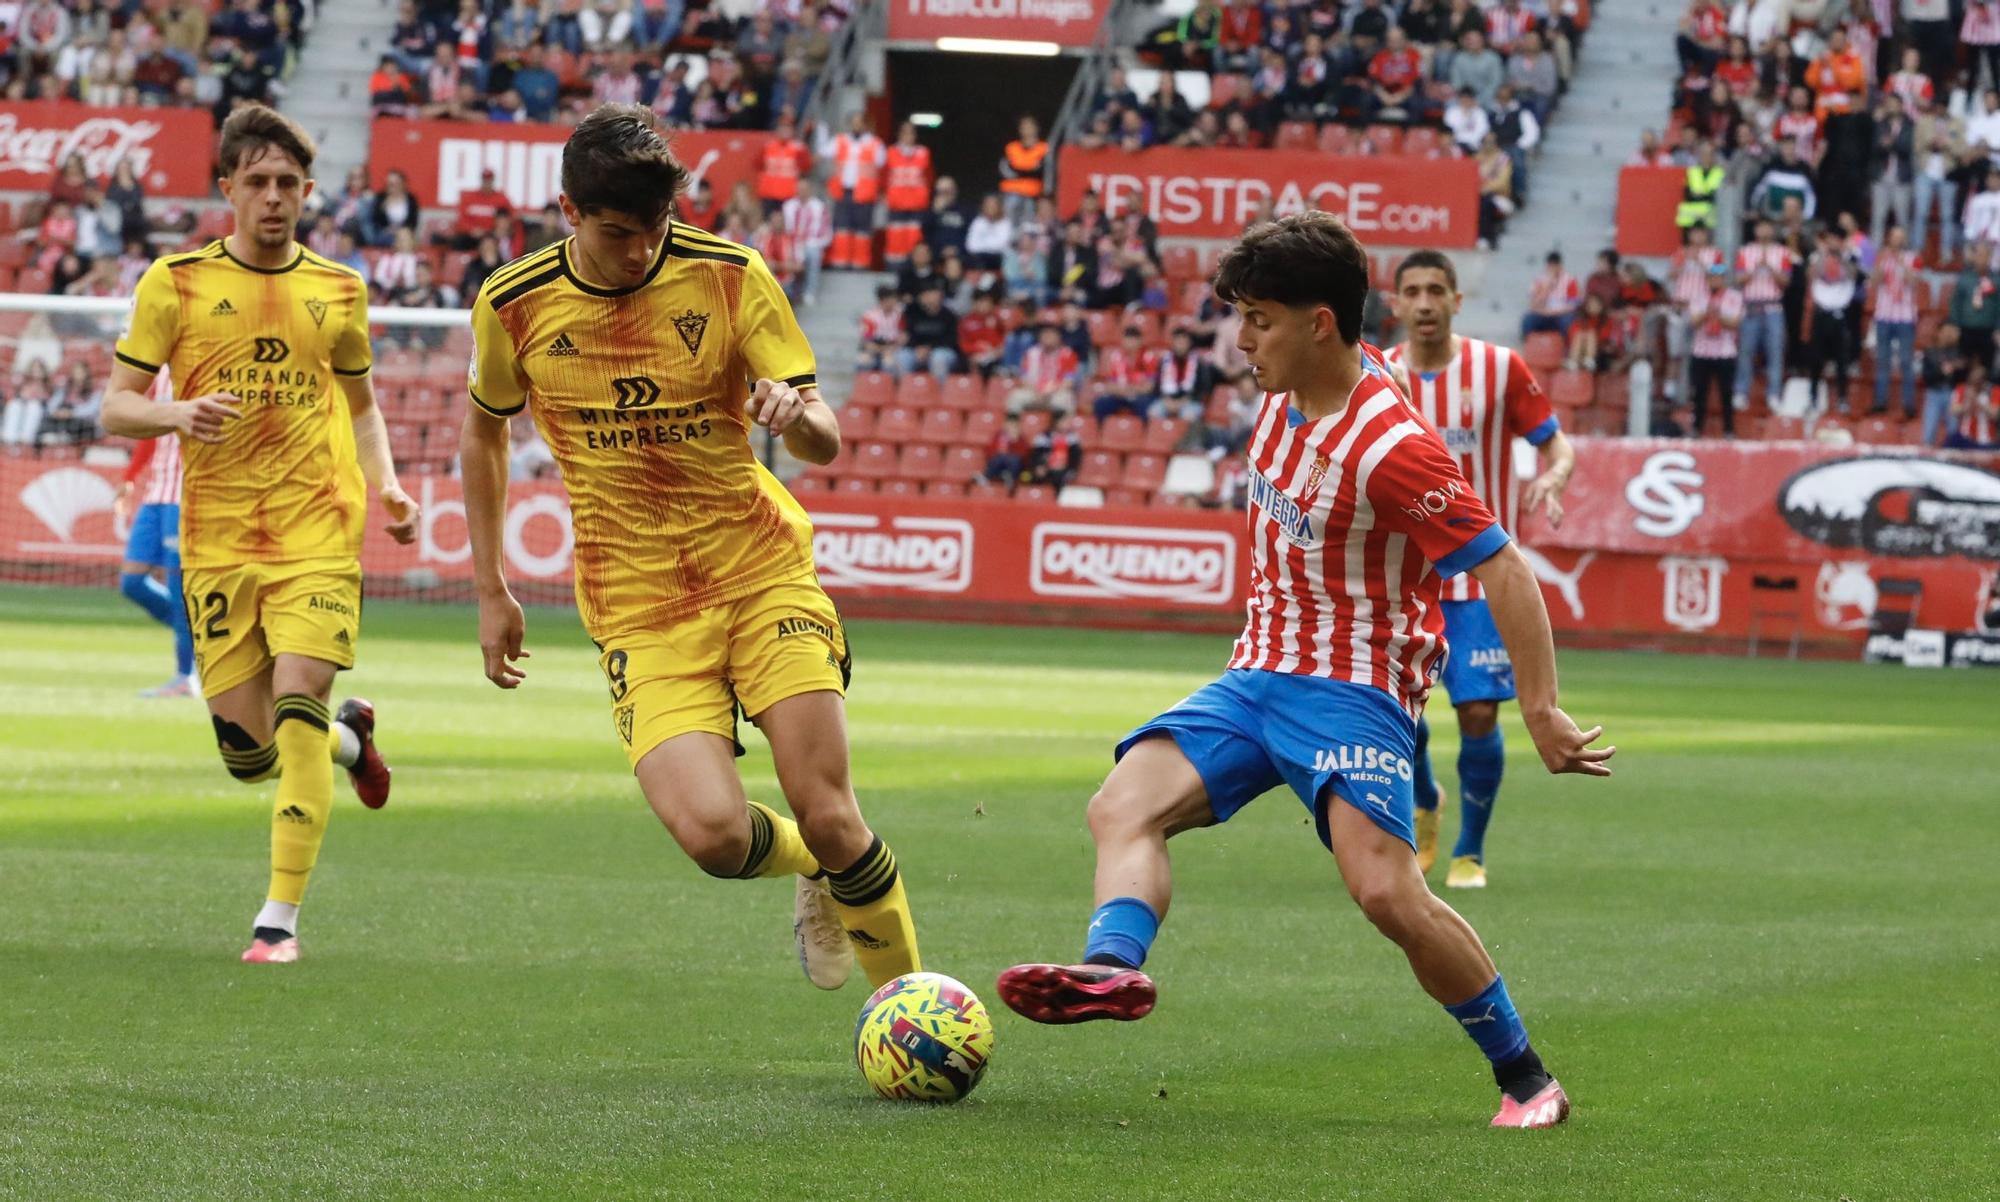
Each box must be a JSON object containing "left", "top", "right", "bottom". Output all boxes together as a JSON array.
[
  {"left": 999, "top": 115, "right": 1049, "bottom": 205},
  {"left": 882, "top": 122, "right": 934, "bottom": 268},
  {"left": 1677, "top": 149, "right": 1725, "bottom": 229}
]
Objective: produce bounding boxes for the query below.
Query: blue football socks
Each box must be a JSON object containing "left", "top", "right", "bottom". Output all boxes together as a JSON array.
[
  {"left": 1412, "top": 714, "right": 1439, "bottom": 812},
  {"left": 1082, "top": 896, "right": 1159, "bottom": 970},
  {"left": 1444, "top": 975, "right": 1531, "bottom": 1064},
  {"left": 1451, "top": 729, "right": 1505, "bottom": 862}
]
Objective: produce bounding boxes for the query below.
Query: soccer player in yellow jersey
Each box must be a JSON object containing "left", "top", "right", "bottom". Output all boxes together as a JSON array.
[
  {"left": 461, "top": 104, "right": 920, "bottom": 991},
  {"left": 100, "top": 105, "right": 420, "bottom": 964}
]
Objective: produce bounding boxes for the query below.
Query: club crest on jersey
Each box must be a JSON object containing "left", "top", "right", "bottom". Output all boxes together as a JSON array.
[
  {"left": 304, "top": 297, "right": 327, "bottom": 328},
  {"left": 1302, "top": 454, "right": 1330, "bottom": 500},
  {"left": 1248, "top": 469, "right": 1317, "bottom": 546},
  {"left": 672, "top": 308, "right": 709, "bottom": 355}
]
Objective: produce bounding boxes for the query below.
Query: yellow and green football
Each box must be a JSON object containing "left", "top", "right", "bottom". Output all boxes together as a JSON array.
[{"left": 853, "top": 972, "right": 995, "bottom": 1103}]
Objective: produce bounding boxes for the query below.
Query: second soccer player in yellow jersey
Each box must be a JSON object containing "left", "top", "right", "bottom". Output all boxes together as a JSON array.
[{"left": 461, "top": 104, "right": 920, "bottom": 991}]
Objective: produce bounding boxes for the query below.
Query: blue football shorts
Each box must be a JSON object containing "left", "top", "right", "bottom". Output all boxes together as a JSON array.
[
  {"left": 1439, "top": 598, "right": 1516, "bottom": 705},
  {"left": 1116, "top": 668, "right": 1419, "bottom": 851},
  {"left": 124, "top": 502, "right": 180, "bottom": 570}
]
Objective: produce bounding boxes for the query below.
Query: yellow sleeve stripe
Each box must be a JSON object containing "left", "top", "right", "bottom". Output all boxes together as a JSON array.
[
  {"left": 482, "top": 245, "right": 565, "bottom": 294},
  {"left": 115, "top": 350, "right": 161, "bottom": 373},
  {"left": 470, "top": 389, "right": 525, "bottom": 417},
  {"left": 333, "top": 363, "right": 371, "bottom": 377}
]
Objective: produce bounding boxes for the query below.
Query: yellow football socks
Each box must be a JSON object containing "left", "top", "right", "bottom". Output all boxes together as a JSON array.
[
  {"left": 267, "top": 694, "right": 336, "bottom": 906},
  {"left": 828, "top": 837, "right": 921, "bottom": 987},
  {"left": 739, "top": 800, "right": 821, "bottom": 879}
]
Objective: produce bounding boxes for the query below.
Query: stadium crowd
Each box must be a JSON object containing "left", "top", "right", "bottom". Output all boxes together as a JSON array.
[{"left": 1614, "top": 0, "right": 2000, "bottom": 447}]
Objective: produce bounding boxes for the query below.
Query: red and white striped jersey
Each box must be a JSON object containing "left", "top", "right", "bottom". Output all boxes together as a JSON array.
[
  {"left": 122, "top": 370, "right": 182, "bottom": 506},
  {"left": 1383, "top": 338, "right": 1557, "bottom": 602},
  {"left": 1957, "top": 386, "right": 1998, "bottom": 444},
  {"left": 1688, "top": 287, "right": 1744, "bottom": 359},
  {"left": 1964, "top": 0, "right": 2000, "bottom": 46},
  {"left": 1735, "top": 243, "right": 1794, "bottom": 304},
  {"left": 1870, "top": 249, "right": 1921, "bottom": 323},
  {"left": 1225, "top": 348, "right": 1508, "bottom": 718},
  {"left": 782, "top": 195, "right": 832, "bottom": 248},
  {"left": 1668, "top": 246, "right": 1723, "bottom": 308}
]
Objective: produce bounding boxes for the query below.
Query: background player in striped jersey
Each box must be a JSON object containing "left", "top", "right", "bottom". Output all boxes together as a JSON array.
[
  {"left": 460, "top": 105, "right": 921, "bottom": 993},
  {"left": 998, "top": 214, "right": 1612, "bottom": 1128},
  {"left": 100, "top": 105, "right": 411, "bottom": 963},
  {"left": 1385, "top": 251, "right": 1576, "bottom": 888},
  {"left": 114, "top": 371, "right": 195, "bottom": 698}
]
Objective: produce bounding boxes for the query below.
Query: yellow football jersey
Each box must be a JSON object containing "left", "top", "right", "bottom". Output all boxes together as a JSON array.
[
  {"left": 115, "top": 240, "right": 373, "bottom": 570},
  {"left": 468, "top": 223, "right": 819, "bottom": 636}
]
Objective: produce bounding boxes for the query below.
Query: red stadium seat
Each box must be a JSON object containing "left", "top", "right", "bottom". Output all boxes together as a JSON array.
[
  {"left": 1124, "top": 453, "right": 1169, "bottom": 490},
  {"left": 836, "top": 405, "right": 876, "bottom": 440},
  {"left": 1175, "top": 280, "right": 1210, "bottom": 316},
  {"left": 1204, "top": 385, "right": 1235, "bottom": 424},
  {"left": 0, "top": 239, "right": 27, "bottom": 269},
  {"left": 197, "top": 208, "right": 233, "bottom": 239},
  {"left": 941, "top": 373, "right": 983, "bottom": 409},
  {"left": 790, "top": 474, "right": 830, "bottom": 495},
  {"left": 898, "top": 443, "right": 943, "bottom": 480},
  {"left": 965, "top": 480, "right": 1009, "bottom": 502},
  {"left": 1076, "top": 450, "right": 1123, "bottom": 489},
  {"left": 962, "top": 409, "right": 1004, "bottom": 448},
  {"left": 1207, "top": 73, "right": 1245, "bottom": 110},
  {"left": 1162, "top": 245, "right": 1201, "bottom": 283},
  {"left": 982, "top": 374, "right": 1014, "bottom": 410},
  {"left": 1085, "top": 309, "right": 1121, "bottom": 348},
  {"left": 1362, "top": 125, "right": 1403, "bottom": 155},
  {"left": 1016, "top": 484, "right": 1054, "bottom": 504},
  {"left": 1144, "top": 418, "right": 1189, "bottom": 452},
  {"left": 849, "top": 370, "right": 894, "bottom": 410},
  {"left": 1855, "top": 416, "right": 1903, "bottom": 445},
  {"left": 941, "top": 445, "right": 985, "bottom": 481},
  {"left": 849, "top": 442, "right": 898, "bottom": 480},
  {"left": 916, "top": 409, "right": 964, "bottom": 444},
  {"left": 1401, "top": 127, "right": 1443, "bottom": 158},
  {"left": 838, "top": 477, "right": 879, "bottom": 494},
  {"left": 1274, "top": 121, "right": 1315, "bottom": 151},
  {"left": 1019, "top": 410, "right": 1053, "bottom": 438},
  {"left": 927, "top": 480, "right": 967, "bottom": 498},
  {"left": 1316, "top": 123, "right": 1353, "bottom": 155},
  {"left": 1104, "top": 487, "right": 1147, "bottom": 507},
  {"left": 895, "top": 372, "right": 941, "bottom": 408},
  {"left": 1522, "top": 332, "right": 1566, "bottom": 375},
  {"left": 874, "top": 406, "right": 921, "bottom": 442},
  {"left": 15, "top": 268, "right": 51, "bottom": 294},
  {"left": 1549, "top": 369, "right": 1595, "bottom": 410},
  {"left": 1098, "top": 413, "right": 1145, "bottom": 452},
  {"left": 882, "top": 478, "right": 921, "bottom": 497}
]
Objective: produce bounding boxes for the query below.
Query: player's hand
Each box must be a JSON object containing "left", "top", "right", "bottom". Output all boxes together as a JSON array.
[
  {"left": 746, "top": 377, "right": 806, "bottom": 435},
  {"left": 113, "top": 481, "right": 135, "bottom": 524},
  {"left": 379, "top": 482, "right": 419, "bottom": 545},
  {"left": 1522, "top": 706, "right": 1615, "bottom": 777},
  {"left": 1522, "top": 471, "right": 1567, "bottom": 529},
  {"left": 478, "top": 589, "right": 530, "bottom": 689},
  {"left": 174, "top": 393, "right": 241, "bottom": 444}
]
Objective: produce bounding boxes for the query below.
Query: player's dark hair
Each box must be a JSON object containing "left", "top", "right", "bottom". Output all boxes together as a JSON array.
[
  {"left": 1394, "top": 249, "right": 1458, "bottom": 291},
  {"left": 561, "top": 103, "right": 688, "bottom": 227},
  {"left": 1211, "top": 211, "right": 1368, "bottom": 344},
  {"left": 218, "top": 104, "right": 316, "bottom": 177}
]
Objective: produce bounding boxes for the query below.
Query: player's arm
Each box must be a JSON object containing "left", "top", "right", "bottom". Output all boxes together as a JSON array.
[
  {"left": 103, "top": 261, "right": 239, "bottom": 442},
  {"left": 464, "top": 287, "right": 531, "bottom": 689},
  {"left": 737, "top": 248, "right": 836, "bottom": 464},
  {"left": 1373, "top": 422, "right": 1611, "bottom": 777},
  {"left": 1505, "top": 352, "right": 1574, "bottom": 528},
  {"left": 1471, "top": 543, "right": 1613, "bottom": 776}
]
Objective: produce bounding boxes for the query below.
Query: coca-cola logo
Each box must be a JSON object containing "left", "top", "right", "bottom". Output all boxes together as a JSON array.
[
  {"left": 0, "top": 113, "right": 161, "bottom": 183},
  {"left": 813, "top": 514, "right": 973, "bottom": 593},
  {"left": 1031, "top": 523, "right": 1234, "bottom": 603}
]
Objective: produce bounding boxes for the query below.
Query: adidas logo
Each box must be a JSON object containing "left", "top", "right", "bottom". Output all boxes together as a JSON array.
[
  {"left": 334, "top": 630, "right": 350, "bottom": 645},
  {"left": 845, "top": 928, "right": 890, "bottom": 950},
  {"left": 276, "top": 804, "right": 312, "bottom": 824},
  {"left": 547, "top": 332, "right": 580, "bottom": 357},
  {"left": 210, "top": 299, "right": 237, "bottom": 317}
]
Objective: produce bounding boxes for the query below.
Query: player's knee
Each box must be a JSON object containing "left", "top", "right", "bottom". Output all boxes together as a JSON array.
[
  {"left": 1346, "top": 875, "right": 1416, "bottom": 938},
  {"left": 683, "top": 815, "right": 753, "bottom": 878},
  {"left": 795, "top": 801, "right": 867, "bottom": 863},
  {"left": 1456, "top": 702, "right": 1500, "bottom": 738},
  {"left": 212, "top": 715, "right": 280, "bottom": 783},
  {"left": 1086, "top": 781, "right": 1156, "bottom": 844}
]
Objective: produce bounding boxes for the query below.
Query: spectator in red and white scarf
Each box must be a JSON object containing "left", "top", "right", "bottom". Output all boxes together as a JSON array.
[
  {"left": 1520, "top": 252, "right": 1581, "bottom": 339},
  {"left": 1094, "top": 326, "right": 1159, "bottom": 421}
]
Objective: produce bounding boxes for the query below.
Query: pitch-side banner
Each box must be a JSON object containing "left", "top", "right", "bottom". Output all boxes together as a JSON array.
[
  {"left": 886, "top": 0, "right": 1107, "bottom": 45},
  {"left": 368, "top": 118, "right": 771, "bottom": 212},
  {"left": 1056, "top": 146, "right": 1480, "bottom": 245},
  {"left": 0, "top": 102, "right": 215, "bottom": 197}
]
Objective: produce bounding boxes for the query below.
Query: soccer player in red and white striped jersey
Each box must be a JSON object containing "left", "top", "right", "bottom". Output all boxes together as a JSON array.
[
  {"left": 114, "top": 369, "right": 196, "bottom": 697},
  {"left": 1383, "top": 252, "right": 1576, "bottom": 890},
  {"left": 999, "top": 215, "right": 1611, "bottom": 1130}
]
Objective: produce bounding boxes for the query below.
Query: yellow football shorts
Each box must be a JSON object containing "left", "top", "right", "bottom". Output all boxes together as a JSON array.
[
  {"left": 598, "top": 577, "right": 851, "bottom": 769},
  {"left": 181, "top": 557, "right": 362, "bottom": 697}
]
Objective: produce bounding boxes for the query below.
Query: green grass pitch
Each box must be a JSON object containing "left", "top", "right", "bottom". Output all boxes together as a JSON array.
[{"left": 1, "top": 587, "right": 1993, "bottom": 1201}]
